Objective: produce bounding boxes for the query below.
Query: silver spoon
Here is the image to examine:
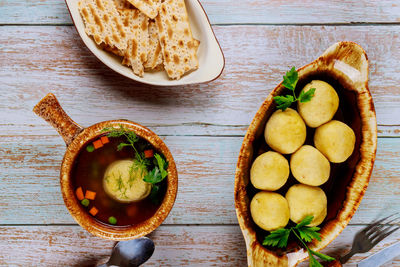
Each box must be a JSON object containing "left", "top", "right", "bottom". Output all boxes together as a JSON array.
[{"left": 98, "top": 237, "right": 155, "bottom": 267}]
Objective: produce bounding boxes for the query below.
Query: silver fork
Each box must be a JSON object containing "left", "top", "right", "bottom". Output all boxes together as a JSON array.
[{"left": 339, "top": 213, "right": 400, "bottom": 264}]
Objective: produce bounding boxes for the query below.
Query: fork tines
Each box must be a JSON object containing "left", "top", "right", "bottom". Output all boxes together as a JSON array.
[{"left": 364, "top": 213, "right": 400, "bottom": 246}]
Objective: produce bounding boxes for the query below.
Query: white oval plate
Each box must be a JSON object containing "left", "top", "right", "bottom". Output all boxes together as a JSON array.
[{"left": 65, "top": 0, "right": 225, "bottom": 86}]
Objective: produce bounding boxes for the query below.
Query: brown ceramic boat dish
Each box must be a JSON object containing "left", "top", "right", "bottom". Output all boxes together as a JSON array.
[
  {"left": 33, "top": 93, "right": 178, "bottom": 240},
  {"left": 234, "top": 42, "right": 377, "bottom": 266}
]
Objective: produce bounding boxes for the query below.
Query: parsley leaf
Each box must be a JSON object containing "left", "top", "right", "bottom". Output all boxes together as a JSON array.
[
  {"left": 262, "top": 216, "right": 335, "bottom": 267},
  {"left": 299, "top": 87, "right": 316, "bottom": 103},
  {"left": 295, "top": 215, "right": 314, "bottom": 229},
  {"left": 295, "top": 216, "right": 321, "bottom": 242},
  {"left": 297, "top": 227, "right": 321, "bottom": 242},
  {"left": 273, "top": 67, "right": 316, "bottom": 111},
  {"left": 282, "top": 66, "right": 298, "bottom": 91},
  {"left": 155, "top": 153, "right": 168, "bottom": 179},
  {"left": 263, "top": 228, "right": 290, "bottom": 248},
  {"left": 273, "top": 95, "right": 294, "bottom": 111},
  {"left": 143, "top": 153, "right": 168, "bottom": 184},
  {"left": 143, "top": 167, "right": 162, "bottom": 183}
]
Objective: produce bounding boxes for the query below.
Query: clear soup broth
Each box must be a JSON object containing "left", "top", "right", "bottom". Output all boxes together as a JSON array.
[{"left": 72, "top": 134, "right": 167, "bottom": 227}]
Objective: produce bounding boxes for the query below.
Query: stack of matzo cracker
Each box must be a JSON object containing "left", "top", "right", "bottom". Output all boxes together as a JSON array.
[{"left": 78, "top": 0, "right": 199, "bottom": 79}]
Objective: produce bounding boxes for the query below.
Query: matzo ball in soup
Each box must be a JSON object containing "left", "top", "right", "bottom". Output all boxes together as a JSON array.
[{"left": 72, "top": 126, "right": 168, "bottom": 226}]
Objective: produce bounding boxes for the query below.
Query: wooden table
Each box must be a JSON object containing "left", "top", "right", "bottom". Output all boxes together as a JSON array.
[{"left": 1, "top": 1, "right": 400, "bottom": 266}]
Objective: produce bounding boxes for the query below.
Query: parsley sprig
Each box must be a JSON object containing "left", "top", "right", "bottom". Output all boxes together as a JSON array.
[
  {"left": 263, "top": 216, "right": 335, "bottom": 267},
  {"left": 273, "top": 67, "right": 316, "bottom": 111}
]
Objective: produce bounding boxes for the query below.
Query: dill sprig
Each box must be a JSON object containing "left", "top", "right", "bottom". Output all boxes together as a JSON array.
[{"left": 102, "top": 125, "right": 149, "bottom": 183}]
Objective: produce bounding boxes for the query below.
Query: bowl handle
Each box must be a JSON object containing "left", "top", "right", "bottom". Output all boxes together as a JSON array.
[
  {"left": 33, "top": 93, "right": 83, "bottom": 146},
  {"left": 319, "top": 41, "right": 368, "bottom": 87}
]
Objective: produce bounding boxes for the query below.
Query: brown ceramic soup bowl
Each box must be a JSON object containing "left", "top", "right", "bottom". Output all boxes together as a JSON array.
[
  {"left": 234, "top": 42, "right": 377, "bottom": 266},
  {"left": 34, "top": 93, "right": 178, "bottom": 240}
]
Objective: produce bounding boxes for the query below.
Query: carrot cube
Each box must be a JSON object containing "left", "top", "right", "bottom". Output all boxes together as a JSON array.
[
  {"left": 75, "top": 187, "right": 84, "bottom": 201},
  {"left": 144, "top": 149, "right": 154, "bottom": 158},
  {"left": 100, "top": 136, "right": 109, "bottom": 144},
  {"left": 89, "top": 207, "right": 98, "bottom": 216},
  {"left": 85, "top": 190, "right": 96, "bottom": 200},
  {"left": 93, "top": 139, "right": 103, "bottom": 149},
  {"left": 126, "top": 205, "right": 139, "bottom": 217}
]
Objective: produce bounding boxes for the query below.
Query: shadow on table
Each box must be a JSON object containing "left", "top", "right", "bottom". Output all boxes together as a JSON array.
[{"left": 72, "top": 258, "right": 104, "bottom": 267}]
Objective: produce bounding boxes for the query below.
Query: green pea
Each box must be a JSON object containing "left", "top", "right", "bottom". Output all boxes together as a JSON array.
[
  {"left": 81, "top": 199, "right": 90, "bottom": 207},
  {"left": 108, "top": 216, "right": 117, "bottom": 225},
  {"left": 86, "top": 144, "right": 95, "bottom": 152}
]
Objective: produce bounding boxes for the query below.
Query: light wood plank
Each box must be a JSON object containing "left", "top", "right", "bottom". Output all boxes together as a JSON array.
[
  {"left": 1, "top": 0, "right": 400, "bottom": 25},
  {"left": 3, "top": 123, "right": 400, "bottom": 138},
  {"left": 0, "top": 225, "right": 247, "bottom": 266},
  {"left": 0, "top": 135, "right": 241, "bottom": 225},
  {"left": 0, "top": 225, "right": 399, "bottom": 266},
  {"left": 0, "top": 135, "right": 399, "bottom": 225},
  {"left": 0, "top": 26, "right": 400, "bottom": 136}
]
